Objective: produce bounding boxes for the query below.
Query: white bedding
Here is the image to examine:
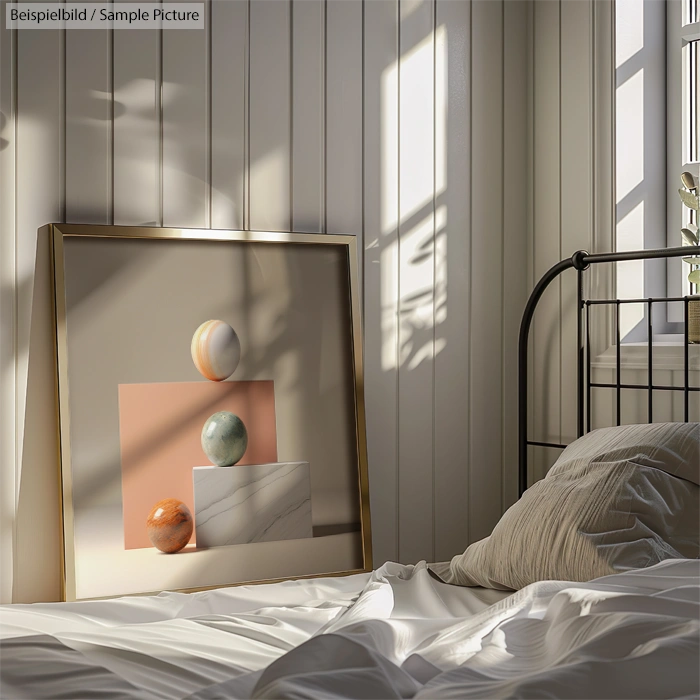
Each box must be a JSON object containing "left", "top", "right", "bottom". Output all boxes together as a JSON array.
[{"left": 1, "top": 559, "right": 698, "bottom": 699}]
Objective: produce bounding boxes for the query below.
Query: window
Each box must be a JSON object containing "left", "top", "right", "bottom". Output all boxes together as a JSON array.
[
  {"left": 682, "top": 0, "right": 699, "bottom": 166},
  {"left": 592, "top": 3, "right": 699, "bottom": 370},
  {"left": 668, "top": 0, "right": 700, "bottom": 312},
  {"left": 615, "top": 0, "right": 667, "bottom": 340}
]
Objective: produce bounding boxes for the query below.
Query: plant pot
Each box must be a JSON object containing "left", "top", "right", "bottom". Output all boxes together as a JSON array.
[{"left": 690, "top": 298, "right": 700, "bottom": 344}]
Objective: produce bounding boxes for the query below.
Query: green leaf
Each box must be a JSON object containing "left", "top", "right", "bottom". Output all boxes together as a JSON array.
[
  {"left": 681, "top": 172, "right": 697, "bottom": 190},
  {"left": 678, "top": 188, "right": 700, "bottom": 210},
  {"left": 682, "top": 228, "right": 700, "bottom": 245},
  {"left": 689, "top": 269, "right": 700, "bottom": 284}
]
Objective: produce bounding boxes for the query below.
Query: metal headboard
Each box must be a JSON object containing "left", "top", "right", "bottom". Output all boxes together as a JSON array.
[{"left": 518, "top": 245, "right": 700, "bottom": 497}]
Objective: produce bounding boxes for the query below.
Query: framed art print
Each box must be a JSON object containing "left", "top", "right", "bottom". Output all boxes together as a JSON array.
[{"left": 46, "top": 224, "right": 371, "bottom": 601}]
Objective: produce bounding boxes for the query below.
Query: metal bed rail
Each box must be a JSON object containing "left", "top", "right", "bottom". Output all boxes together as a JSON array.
[{"left": 518, "top": 245, "right": 700, "bottom": 497}]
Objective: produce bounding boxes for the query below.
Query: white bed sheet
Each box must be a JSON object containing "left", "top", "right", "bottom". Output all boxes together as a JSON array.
[
  {"left": 1, "top": 559, "right": 698, "bottom": 699},
  {"left": 0, "top": 564, "right": 504, "bottom": 699}
]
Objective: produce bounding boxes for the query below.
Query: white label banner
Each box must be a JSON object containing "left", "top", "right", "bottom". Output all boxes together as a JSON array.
[{"left": 6, "top": 3, "right": 205, "bottom": 29}]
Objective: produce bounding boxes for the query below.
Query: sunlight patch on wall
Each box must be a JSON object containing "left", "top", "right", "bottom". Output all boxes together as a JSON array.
[
  {"left": 380, "top": 25, "right": 447, "bottom": 372},
  {"left": 616, "top": 201, "right": 645, "bottom": 338},
  {"left": 248, "top": 147, "right": 287, "bottom": 230},
  {"left": 615, "top": 70, "right": 644, "bottom": 201},
  {"left": 615, "top": 0, "right": 644, "bottom": 69},
  {"left": 401, "top": 0, "right": 425, "bottom": 21},
  {"left": 400, "top": 30, "right": 436, "bottom": 225},
  {"left": 435, "top": 25, "right": 447, "bottom": 198}
]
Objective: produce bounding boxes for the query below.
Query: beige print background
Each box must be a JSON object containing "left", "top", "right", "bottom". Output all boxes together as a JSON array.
[{"left": 63, "top": 236, "right": 362, "bottom": 599}]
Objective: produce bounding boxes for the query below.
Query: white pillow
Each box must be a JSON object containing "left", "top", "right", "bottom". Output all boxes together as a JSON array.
[{"left": 431, "top": 422, "right": 700, "bottom": 590}]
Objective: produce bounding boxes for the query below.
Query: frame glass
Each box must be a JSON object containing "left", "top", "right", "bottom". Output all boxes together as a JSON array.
[{"left": 47, "top": 224, "right": 371, "bottom": 601}]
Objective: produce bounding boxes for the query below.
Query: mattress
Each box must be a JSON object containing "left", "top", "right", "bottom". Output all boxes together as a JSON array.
[{"left": 1, "top": 559, "right": 698, "bottom": 699}]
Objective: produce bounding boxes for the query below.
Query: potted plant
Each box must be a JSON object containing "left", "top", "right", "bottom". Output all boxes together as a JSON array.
[{"left": 679, "top": 171, "right": 700, "bottom": 343}]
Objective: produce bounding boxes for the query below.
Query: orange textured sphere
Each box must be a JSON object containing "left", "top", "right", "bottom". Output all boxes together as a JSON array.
[{"left": 146, "top": 498, "right": 193, "bottom": 553}]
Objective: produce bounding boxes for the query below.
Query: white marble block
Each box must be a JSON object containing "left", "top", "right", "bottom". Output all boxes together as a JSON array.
[{"left": 193, "top": 462, "right": 313, "bottom": 548}]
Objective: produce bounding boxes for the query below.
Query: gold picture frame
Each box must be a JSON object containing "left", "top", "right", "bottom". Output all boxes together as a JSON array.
[{"left": 46, "top": 224, "right": 372, "bottom": 601}]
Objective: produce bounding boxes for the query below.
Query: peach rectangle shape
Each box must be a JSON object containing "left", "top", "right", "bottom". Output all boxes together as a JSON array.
[{"left": 118, "top": 381, "right": 277, "bottom": 549}]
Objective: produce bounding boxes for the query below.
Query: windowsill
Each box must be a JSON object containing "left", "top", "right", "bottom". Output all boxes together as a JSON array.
[{"left": 593, "top": 336, "right": 700, "bottom": 370}]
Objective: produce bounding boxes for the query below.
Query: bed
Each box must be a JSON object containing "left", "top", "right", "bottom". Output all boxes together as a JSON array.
[
  {"left": 2, "top": 246, "right": 699, "bottom": 700},
  {"left": 2, "top": 559, "right": 698, "bottom": 699}
]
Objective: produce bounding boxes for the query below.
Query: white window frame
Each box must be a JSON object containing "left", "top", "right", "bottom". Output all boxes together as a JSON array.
[
  {"left": 667, "top": 0, "right": 700, "bottom": 322},
  {"left": 614, "top": 0, "right": 669, "bottom": 341},
  {"left": 592, "top": 0, "right": 700, "bottom": 367}
]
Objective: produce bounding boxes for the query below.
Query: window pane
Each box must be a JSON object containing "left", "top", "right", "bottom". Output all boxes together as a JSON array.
[
  {"left": 685, "top": 0, "right": 698, "bottom": 25},
  {"left": 683, "top": 40, "right": 699, "bottom": 165}
]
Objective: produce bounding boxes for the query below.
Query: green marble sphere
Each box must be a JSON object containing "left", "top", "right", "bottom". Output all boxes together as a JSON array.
[{"left": 201, "top": 411, "right": 248, "bottom": 466}]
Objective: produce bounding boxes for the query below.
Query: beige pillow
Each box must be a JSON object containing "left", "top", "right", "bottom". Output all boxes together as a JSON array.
[{"left": 432, "top": 422, "right": 700, "bottom": 590}]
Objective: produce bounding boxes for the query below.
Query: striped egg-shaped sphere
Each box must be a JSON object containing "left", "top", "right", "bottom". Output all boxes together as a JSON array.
[{"left": 191, "top": 320, "right": 241, "bottom": 382}]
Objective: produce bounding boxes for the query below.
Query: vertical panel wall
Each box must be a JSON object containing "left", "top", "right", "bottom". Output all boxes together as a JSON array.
[
  {"left": 363, "top": 0, "right": 399, "bottom": 567},
  {"left": 560, "top": 0, "right": 593, "bottom": 441},
  {"left": 502, "top": 0, "right": 529, "bottom": 510},
  {"left": 532, "top": 0, "right": 562, "bottom": 484},
  {"left": 65, "top": 22, "right": 112, "bottom": 224},
  {"left": 291, "top": 0, "right": 324, "bottom": 233},
  {"left": 162, "top": 0, "right": 209, "bottom": 228},
  {"left": 528, "top": 0, "right": 617, "bottom": 480},
  {"left": 211, "top": 0, "right": 247, "bottom": 231},
  {"left": 397, "top": 0, "right": 435, "bottom": 565},
  {"left": 0, "top": 0, "right": 17, "bottom": 605},
  {"left": 249, "top": 0, "right": 291, "bottom": 232},
  {"left": 326, "top": 0, "right": 363, "bottom": 243},
  {"left": 11, "top": 0, "right": 65, "bottom": 604},
  {"left": 1, "top": 0, "right": 530, "bottom": 602},
  {"left": 433, "top": 0, "right": 471, "bottom": 561},
  {"left": 469, "top": 0, "right": 504, "bottom": 543},
  {"left": 113, "top": 0, "right": 160, "bottom": 226}
]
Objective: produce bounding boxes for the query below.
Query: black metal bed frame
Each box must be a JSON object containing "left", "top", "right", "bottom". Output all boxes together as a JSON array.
[{"left": 518, "top": 245, "right": 700, "bottom": 497}]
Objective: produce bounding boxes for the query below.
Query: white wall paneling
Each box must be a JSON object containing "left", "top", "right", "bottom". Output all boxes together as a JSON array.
[
  {"left": 397, "top": 0, "right": 435, "bottom": 565},
  {"left": 0, "top": 0, "right": 17, "bottom": 605},
  {"left": 528, "top": 0, "right": 605, "bottom": 481},
  {"left": 592, "top": 0, "right": 616, "bottom": 335},
  {"left": 326, "top": 0, "right": 363, "bottom": 251},
  {"left": 162, "top": 0, "right": 209, "bottom": 228},
  {"left": 526, "top": 0, "right": 694, "bottom": 475},
  {"left": 1, "top": 0, "right": 531, "bottom": 601},
  {"left": 113, "top": 0, "right": 160, "bottom": 225},
  {"left": 65, "top": 19, "right": 111, "bottom": 223},
  {"left": 292, "top": 0, "right": 324, "bottom": 233},
  {"left": 433, "top": 0, "right": 470, "bottom": 562},
  {"left": 12, "top": 0, "right": 65, "bottom": 603},
  {"left": 249, "top": 0, "right": 291, "bottom": 232},
  {"left": 525, "top": 0, "right": 536, "bottom": 478},
  {"left": 531, "top": 0, "right": 561, "bottom": 485},
  {"left": 502, "top": 0, "right": 529, "bottom": 511},
  {"left": 211, "top": 0, "right": 247, "bottom": 230},
  {"left": 469, "top": 0, "right": 504, "bottom": 544},
  {"left": 560, "top": 0, "right": 593, "bottom": 441},
  {"left": 363, "top": 0, "right": 400, "bottom": 567}
]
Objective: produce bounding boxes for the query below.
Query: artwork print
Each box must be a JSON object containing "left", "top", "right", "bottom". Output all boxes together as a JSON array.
[{"left": 50, "top": 225, "right": 371, "bottom": 601}]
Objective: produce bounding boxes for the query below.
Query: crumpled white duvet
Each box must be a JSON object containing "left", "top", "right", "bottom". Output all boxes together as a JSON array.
[{"left": 1, "top": 559, "right": 698, "bottom": 699}]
